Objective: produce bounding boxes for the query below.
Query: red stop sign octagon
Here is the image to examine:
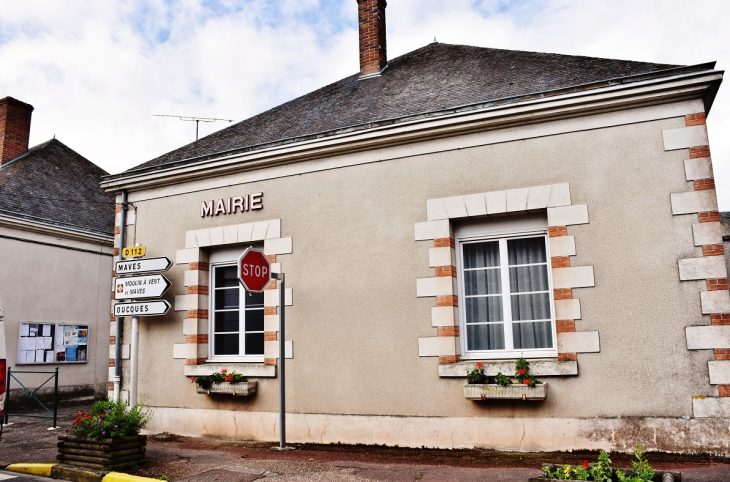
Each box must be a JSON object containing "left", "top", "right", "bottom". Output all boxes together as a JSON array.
[{"left": 238, "top": 248, "right": 272, "bottom": 293}]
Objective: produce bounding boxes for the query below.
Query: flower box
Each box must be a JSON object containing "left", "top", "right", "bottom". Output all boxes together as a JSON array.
[
  {"left": 463, "top": 383, "right": 547, "bottom": 400},
  {"left": 57, "top": 434, "right": 146, "bottom": 470},
  {"left": 196, "top": 381, "right": 257, "bottom": 396}
]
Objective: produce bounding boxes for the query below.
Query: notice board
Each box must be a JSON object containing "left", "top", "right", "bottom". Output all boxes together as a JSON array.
[{"left": 17, "top": 323, "right": 88, "bottom": 364}]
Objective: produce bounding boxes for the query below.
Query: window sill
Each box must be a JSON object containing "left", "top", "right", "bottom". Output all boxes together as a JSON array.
[
  {"left": 439, "top": 359, "right": 577, "bottom": 378},
  {"left": 184, "top": 363, "right": 276, "bottom": 378}
]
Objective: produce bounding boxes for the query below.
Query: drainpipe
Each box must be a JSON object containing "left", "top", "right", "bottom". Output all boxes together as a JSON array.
[{"left": 114, "top": 190, "right": 127, "bottom": 403}]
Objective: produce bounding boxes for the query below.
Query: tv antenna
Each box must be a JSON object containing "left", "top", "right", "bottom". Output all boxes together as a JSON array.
[{"left": 153, "top": 114, "right": 234, "bottom": 141}]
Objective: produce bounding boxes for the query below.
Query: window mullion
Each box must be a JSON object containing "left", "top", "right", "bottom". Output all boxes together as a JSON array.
[{"left": 500, "top": 238, "right": 514, "bottom": 351}]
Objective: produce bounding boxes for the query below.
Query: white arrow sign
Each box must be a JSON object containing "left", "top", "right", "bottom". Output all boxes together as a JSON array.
[
  {"left": 114, "top": 274, "right": 171, "bottom": 300},
  {"left": 116, "top": 257, "right": 172, "bottom": 275},
  {"left": 113, "top": 300, "right": 171, "bottom": 317}
]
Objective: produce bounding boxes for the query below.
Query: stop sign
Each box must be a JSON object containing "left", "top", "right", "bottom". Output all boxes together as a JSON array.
[{"left": 238, "top": 247, "right": 272, "bottom": 293}]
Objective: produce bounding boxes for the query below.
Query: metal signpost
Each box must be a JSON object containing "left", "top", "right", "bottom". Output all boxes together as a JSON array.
[
  {"left": 237, "top": 248, "right": 288, "bottom": 449},
  {"left": 114, "top": 246, "right": 171, "bottom": 406}
]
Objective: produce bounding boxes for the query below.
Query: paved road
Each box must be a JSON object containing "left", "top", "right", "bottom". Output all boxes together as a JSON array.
[{"left": 0, "top": 470, "right": 51, "bottom": 481}]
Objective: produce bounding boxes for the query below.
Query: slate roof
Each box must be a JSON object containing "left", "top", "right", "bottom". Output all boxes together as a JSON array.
[
  {"left": 123, "top": 42, "right": 685, "bottom": 176},
  {"left": 0, "top": 139, "right": 115, "bottom": 236}
]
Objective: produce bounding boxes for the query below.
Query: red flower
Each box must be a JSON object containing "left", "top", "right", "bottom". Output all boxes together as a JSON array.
[
  {"left": 224, "top": 375, "right": 233, "bottom": 382},
  {"left": 190, "top": 377, "right": 196, "bottom": 383},
  {"left": 582, "top": 460, "right": 590, "bottom": 468},
  {"left": 523, "top": 378, "right": 531, "bottom": 385},
  {"left": 475, "top": 362, "right": 483, "bottom": 368},
  {"left": 517, "top": 368, "right": 527, "bottom": 375},
  {"left": 221, "top": 369, "right": 227, "bottom": 374}
]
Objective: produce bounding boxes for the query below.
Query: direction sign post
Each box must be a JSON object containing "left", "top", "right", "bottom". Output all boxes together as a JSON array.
[
  {"left": 113, "top": 300, "right": 171, "bottom": 317},
  {"left": 113, "top": 247, "right": 171, "bottom": 407},
  {"left": 115, "top": 257, "right": 172, "bottom": 276},
  {"left": 114, "top": 274, "right": 171, "bottom": 300}
]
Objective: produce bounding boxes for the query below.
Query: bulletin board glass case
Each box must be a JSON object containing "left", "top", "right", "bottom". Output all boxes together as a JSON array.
[{"left": 17, "top": 323, "right": 88, "bottom": 364}]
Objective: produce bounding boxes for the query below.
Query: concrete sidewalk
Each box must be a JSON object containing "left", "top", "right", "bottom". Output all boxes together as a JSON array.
[{"left": 2, "top": 403, "right": 730, "bottom": 481}]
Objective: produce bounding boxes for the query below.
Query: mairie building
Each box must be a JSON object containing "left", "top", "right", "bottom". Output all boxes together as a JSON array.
[{"left": 101, "top": 0, "right": 730, "bottom": 453}]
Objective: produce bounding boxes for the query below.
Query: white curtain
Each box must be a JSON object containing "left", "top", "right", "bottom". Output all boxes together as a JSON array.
[{"left": 463, "top": 237, "right": 553, "bottom": 351}]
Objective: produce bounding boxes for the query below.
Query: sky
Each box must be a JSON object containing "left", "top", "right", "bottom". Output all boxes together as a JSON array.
[{"left": 1, "top": 0, "right": 729, "bottom": 207}]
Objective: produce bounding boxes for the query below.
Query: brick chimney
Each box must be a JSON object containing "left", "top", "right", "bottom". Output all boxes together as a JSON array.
[
  {"left": 357, "top": 0, "right": 387, "bottom": 79},
  {"left": 0, "top": 97, "right": 34, "bottom": 166}
]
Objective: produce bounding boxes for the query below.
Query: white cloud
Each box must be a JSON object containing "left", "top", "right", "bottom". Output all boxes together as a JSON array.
[{"left": 1, "top": 0, "right": 729, "bottom": 208}]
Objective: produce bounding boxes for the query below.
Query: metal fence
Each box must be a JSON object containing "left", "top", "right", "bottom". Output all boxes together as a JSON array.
[{"left": 3, "top": 366, "right": 58, "bottom": 428}]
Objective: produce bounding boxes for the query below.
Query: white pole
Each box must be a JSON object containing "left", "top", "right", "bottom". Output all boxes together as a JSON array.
[{"left": 129, "top": 316, "right": 139, "bottom": 406}]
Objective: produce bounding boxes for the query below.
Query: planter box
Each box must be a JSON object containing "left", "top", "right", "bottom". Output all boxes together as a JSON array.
[
  {"left": 464, "top": 383, "right": 547, "bottom": 400},
  {"left": 57, "top": 434, "right": 146, "bottom": 470},
  {"left": 196, "top": 381, "right": 257, "bottom": 396}
]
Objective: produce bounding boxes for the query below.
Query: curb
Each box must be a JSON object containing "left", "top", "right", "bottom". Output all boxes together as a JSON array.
[
  {"left": 6, "top": 463, "right": 161, "bottom": 482},
  {"left": 6, "top": 463, "right": 55, "bottom": 476},
  {"left": 103, "top": 473, "right": 162, "bottom": 482}
]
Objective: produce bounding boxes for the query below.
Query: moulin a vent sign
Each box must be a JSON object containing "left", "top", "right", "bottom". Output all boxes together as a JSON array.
[{"left": 201, "top": 192, "right": 263, "bottom": 217}]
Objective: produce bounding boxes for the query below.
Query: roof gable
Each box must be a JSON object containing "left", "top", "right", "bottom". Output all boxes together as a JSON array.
[{"left": 0, "top": 139, "right": 115, "bottom": 235}]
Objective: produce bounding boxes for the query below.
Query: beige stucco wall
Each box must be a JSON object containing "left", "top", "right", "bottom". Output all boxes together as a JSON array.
[
  {"left": 0, "top": 227, "right": 112, "bottom": 398},
  {"left": 117, "top": 100, "right": 720, "bottom": 449}
]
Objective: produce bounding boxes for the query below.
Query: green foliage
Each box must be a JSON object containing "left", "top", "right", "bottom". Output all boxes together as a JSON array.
[
  {"left": 466, "top": 363, "right": 486, "bottom": 384},
  {"left": 514, "top": 357, "right": 542, "bottom": 388},
  {"left": 70, "top": 400, "right": 152, "bottom": 440},
  {"left": 191, "top": 369, "right": 247, "bottom": 389},
  {"left": 158, "top": 476, "right": 171, "bottom": 481},
  {"left": 616, "top": 446, "right": 655, "bottom": 482},
  {"left": 540, "top": 448, "right": 653, "bottom": 482},
  {"left": 494, "top": 372, "right": 513, "bottom": 387},
  {"left": 590, "top": 450, "right": 613, "bottom": 482}
]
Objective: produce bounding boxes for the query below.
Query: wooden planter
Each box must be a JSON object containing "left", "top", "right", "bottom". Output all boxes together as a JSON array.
[
  {"left": 196, "top": 381, "right": 257, "bottom": 396},
  {"left": 464, "top": 383, "right": 547, "bottom": 400},
  {"left": 57, "top": 434, "right": 146, "bottom": 470}
]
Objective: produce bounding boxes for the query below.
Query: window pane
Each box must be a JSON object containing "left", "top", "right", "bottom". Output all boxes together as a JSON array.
[
  {"left": 215, "top": 266, "right": 239, "bottom": 288},
  {"left": 507, "top": 237, "right": 546, "bottom": 265},
  {"left": 509, "top": 266, "right": 549, "bottom": 293},
  {"left": 512, "top": 321, "right": 553, "bottom": 349},
  {"left": 464, "top": 269, "right": 501, "bottom": 296},
  {"left": 245, "top": 290, "right": 264, "bottom": 307},
  {"left": 466, "top": 323, "right": 505, "bottom": 350},
  {"left": 511, "top": 293, "right": 551, "bottom": 321},
  {"left": 215, "top": 288, "right": 239, "bottom": 310},
  {"left": 214, "top": 311, "right": 239, "bottom": 333},
  {"left": 463, "top": 241, "right": 500, "bottom": 269},
  {"left": 245, "top": 309, "right": 264, "bottom": 332},
  {"left": 214, "top": 334, "right": 239, "bottom": 355},
  {"left": 465, "top": 296, "right": 503, "bottom": 323},
  {"left": 245, "top": 333, "right": 264, "bottom": 355}
]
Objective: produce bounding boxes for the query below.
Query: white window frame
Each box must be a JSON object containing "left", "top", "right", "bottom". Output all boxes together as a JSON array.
[
  {"left": 208, "top": 248, "right": 265, "bottom": 363},
  {"left": 456, "top": 216, "right": 558, "bottom": 360}
]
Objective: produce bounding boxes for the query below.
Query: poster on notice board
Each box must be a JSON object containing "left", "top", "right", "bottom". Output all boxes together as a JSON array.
[{"left": 17, "top": 323, "right": 88, "bottom": 364}]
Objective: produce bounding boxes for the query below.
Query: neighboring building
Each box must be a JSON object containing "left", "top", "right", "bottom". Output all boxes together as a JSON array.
[
  {"left": 0, "top": 97, "right": 114, "bottom": 402},
  {"left": 101, "top": 1, "right": 729, "bottom": 453}
]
